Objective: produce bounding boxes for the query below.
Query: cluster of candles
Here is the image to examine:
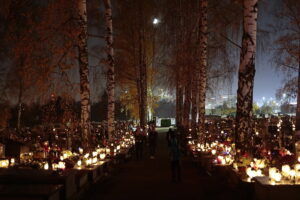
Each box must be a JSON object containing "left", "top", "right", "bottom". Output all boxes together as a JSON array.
[
  {"left": 0, "top": 158, "right": 15, "bottom": 168},
  {"left": 214, "top": 155, "right": 234, "bottom": 165},
  {"left": 240, "top": 156, "right": 300, "bottom": 184},
  {"left": 75, "top": 149, "right": 106, "bottom": 169},
  {"left": 0, "top": 123, "right": 136, "bottom": 171},
  {"left": 43, "top": 150, "right": 72, "bottom": 170},
  {"left": 49, "top": 133, "right": 135, "bottom": 170},
  {"left": 269, "top": 163, "right": 300, "bottom": 184},
  {"left": 189, "top": 132, "right": 300, "bottom": 185},
  {"left": 43, "top": 162, "right": 65, "bottom": 170},
  {"left": 276, "top": 119, "right": 282, "bottom": 131},
  {"left": 189, "top": 139, "right": 235, "bottom": 166},
  {"left": 212, "top": 143, "right": 234, "bottom": 165},
  {"left": 195, "top": 142, "right": 211, "bottom": 152},
  {"left": 244, "top": 159, "right": 267, "bottom": 180}
]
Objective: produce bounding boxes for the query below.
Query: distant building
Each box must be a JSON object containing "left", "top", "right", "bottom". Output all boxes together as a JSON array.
[
  {"left": 206, "top": 94, "right": 236, "bottom": 109},
  {"left": 280, "top": 103, "right": 296, "bottom": 115}
]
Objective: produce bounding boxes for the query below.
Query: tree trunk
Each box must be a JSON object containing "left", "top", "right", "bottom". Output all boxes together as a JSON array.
[
  {"left": 17, "top": 79, "right": 23, "bottom": 130},
  {"left": 176, "top": 64, "right": 184, "bottom": 127},
  {"left": 191, "top": 62, "right": 198, "bottom": 132},
  {"left": 235, "top": 0, "right": 258, "bottom": 152},
  {"left": 178, "top": 80, "right": 183, "bottom": 126},
  {"left": 138, "top": 31, "right": 146, "bottom": 128},
  {"left": 183, "top": 69, "right": 191, "bottom": 130},
  {"left": 103, "top": 0, "right": 115, "bottom": 140},
  {"left": 176, "top": 67, "right": 183, "bottom": 127},
  {"left": 78, "top": 0, "right": 91, "bottom": 150},
  {"left": 176, "top": 0, "right": 183, "bottom": 128},
  {"left": 198, "top": 0, "right": 208, "bottom": 139},
  {"left": 138, "top": 2, "right": 147, "bottom": 128},
  {"left": 296, "top": 76, "right": 300, "bottom": 127},
  {"left": 295, "top": 48, "right": 300, "bottom": 143}
]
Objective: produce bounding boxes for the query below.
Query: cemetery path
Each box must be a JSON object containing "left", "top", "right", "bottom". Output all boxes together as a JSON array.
[{"left": 85, "top": 128, "right": 235, "bottom": 200}]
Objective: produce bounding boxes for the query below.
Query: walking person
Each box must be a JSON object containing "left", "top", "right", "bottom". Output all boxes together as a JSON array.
[
  {"left": 169, "top": 130, "right": 181, "bottom": 182},
  {"left": 134, "top": 126, "right": 144, "bottom": 160},
  {"left": 148, "top": 125, "right": 158, "bottom": 159},
  {"left": 166, "top": 128, "right": 174, "bottom": 146}
]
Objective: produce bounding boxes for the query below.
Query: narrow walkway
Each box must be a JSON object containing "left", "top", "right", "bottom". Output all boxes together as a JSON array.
[{"left": 86, "top": 128, "right": 231, "bottom": 200}]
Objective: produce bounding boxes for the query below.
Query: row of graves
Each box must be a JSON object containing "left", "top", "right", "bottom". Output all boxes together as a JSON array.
[
  {"left": 187, "top": 116, "right": 300, "bottom": 200},
  {"left": 0, "top": 121, "right": 136, "bottom": 200}
]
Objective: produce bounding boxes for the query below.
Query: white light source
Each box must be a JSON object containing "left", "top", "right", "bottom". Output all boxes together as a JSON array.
[
  {"left": 282, "top": 165, "right": 291, "bottom": 177},
  {"left": 10, "top": 158, "right": 15, "bottom": 166},
  {"left": 211, "top": 149, "right": 216, "bottom": 155},
  {"left": 58, "top": 162, "right": 65, "bottom": 169},
  {"left": 153, "top": 18, "right": 159, "bottom": 25},
  {"left": 92, "top": 151, "right": 97, "bottom": 157},
  {"left": 100, "top": 153, "right": 106, "bottom": 160},
  {"left": 44, "top": 163, "right": 49, "bottom": 170}
]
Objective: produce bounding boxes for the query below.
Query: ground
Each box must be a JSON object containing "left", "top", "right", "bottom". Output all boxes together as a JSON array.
[{"left": 84, "top": 128, "right": 236, "bottom": 200}]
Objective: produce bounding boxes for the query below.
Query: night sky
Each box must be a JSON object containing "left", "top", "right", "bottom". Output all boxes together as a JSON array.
[{"left": 0, "top": 0, "right": 297, "bottom": 105}]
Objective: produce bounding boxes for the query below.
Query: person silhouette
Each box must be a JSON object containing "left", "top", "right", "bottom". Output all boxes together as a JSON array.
[
  {"left": 134, "top": 126, "right": 144, "bottom": 160},
  {"left": 169, "top": 131, "right": 181, "bottom": 182},
  {"left": 148, "top": 125, "right": 158, "bottom": 159}
]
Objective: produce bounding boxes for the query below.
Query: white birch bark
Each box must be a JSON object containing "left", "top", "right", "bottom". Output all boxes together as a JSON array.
[
  {"left": 78, "top": 0, "right": 91, "bottom": 150},
  {"left": 192, "top": 43, "right": 199, "bottom": 132},
  {"left": 235, "top": 0, "right": 258, "bottom": 151},
  {"left": 183, "top": 74, "right": 191, "bottom": 129},
  {"left": 137, "top": 2, "right": 147, "bottom": 128},
  {"left": 198, "top": 0, "right": 208, "bottom": 139},
  {"left": 103, "top": 0, "right": 115, "bottom": 140},
  {"left": 293, "top": 52, "right": 300, "bottom": 153}
]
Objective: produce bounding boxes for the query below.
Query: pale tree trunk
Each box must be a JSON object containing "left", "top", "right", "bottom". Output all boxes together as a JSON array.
[
  {"left": 141, "top": 62, "right": 147, "bottom": 128},
  {"left": 176, "top": 77, "right": 180, "bottom": 125},
  {"left": 178, "top": 80, "right": 183, "bottom": 126},
  {"left": 142, "top": 29, "right": 147, "bottom": 129},
  {"left": 17, "top": 79, "right": 23, "bottom": 130},
  {"left": 176, "top": 67, "right": 182, "bottom": 126},
  {"left": 139, "top": 75, "right": 146, "bottom": 128},
  {"left": 191, "top": 62, "right": 199, "bottom": 132},
  {"left": 295, "top": 48, "right": 300, "bottom": 143},
  {"left": 78, "top": 0, "right": 91, "bottom": 150},
  {"left": 17, "top": 58, "right": 24, "bottom": 131},
  {"left": 176, "top": 63, "right": 184, "bottom": 127},
  {"left": 175, "top": 0, "right": 183, "bottom": 128},
  {"left": 183, "top": 69, "right": 191, "bottom": 130},
  {"left": 138, "top": 2, "right": 147, "bottom": 128},
  {"left": 138, "top": 32, "right": 146, "bottom": 128},
  {"left": 103, "top": 0, "right": 115, "bottom": 140},
  {"left": 17, "top": 102, "right": 22, "bottom": 129},
  {"left": 235, "top": 0, "right": 257, "bottom": 152},
  {"left": 198, "top": 0, "right": 208, "bottom": 139}
]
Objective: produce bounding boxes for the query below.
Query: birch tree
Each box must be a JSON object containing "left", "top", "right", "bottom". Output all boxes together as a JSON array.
[
  {"left": 198, "top": 0, "right": 208, "bottom": 139},
  {"left": 138, "top": 1, "right": 148, "bottom": 128},
  {"left": 78, "top": 0, "right": 91, "bottom": 150},
  {"left": 235, "top": 0, "right": 258, "bottom": 152},
  {"left": 103, "top": 0, "right": 115, "bottom": 140}
]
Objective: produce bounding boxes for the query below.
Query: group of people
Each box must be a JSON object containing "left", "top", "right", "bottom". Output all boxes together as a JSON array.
[
  {"left": 134, "top": 125, "right": 182, "bottom": 183},
  {"left": 134, "top": 124, "right": 158, "bottom": 160}
]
